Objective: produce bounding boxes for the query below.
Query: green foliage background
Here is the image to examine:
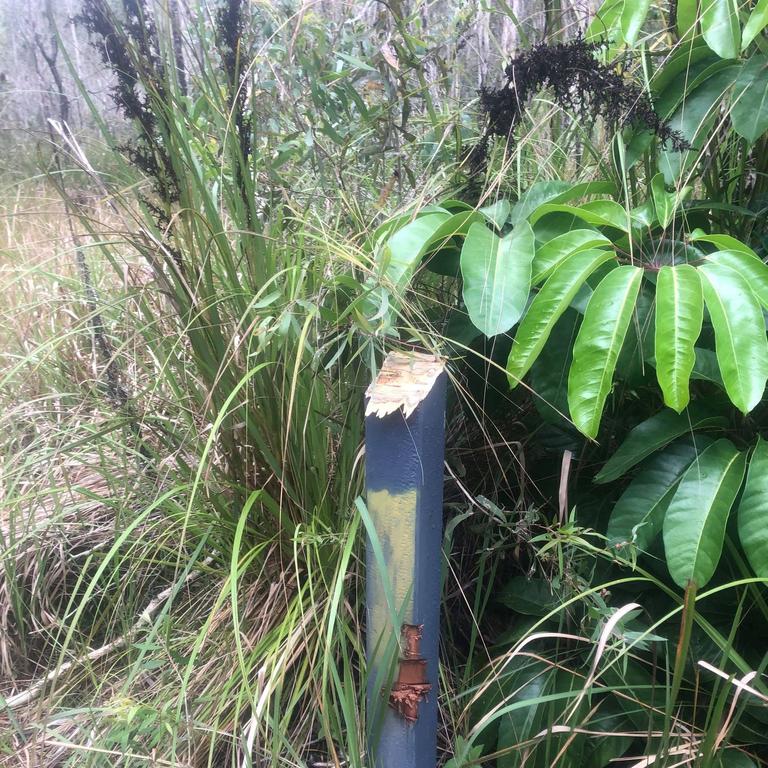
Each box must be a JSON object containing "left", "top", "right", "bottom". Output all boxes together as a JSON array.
[{"left": 2, "top": 0, "right": 768, "bottom": 767}]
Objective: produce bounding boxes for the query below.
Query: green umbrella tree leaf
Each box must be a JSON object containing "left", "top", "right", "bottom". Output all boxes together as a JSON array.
[
  {"left": 655, "top": 265, "right": 704, "bottom": 413},
  {"left": 461, "top": 221, "right": 535, "bottom": 337},
  {"left": 567, "top": 266, "right": 643, "bottom": 439},
  {"left": 663, "top": 439, "right": 746, "bottom": 588}
]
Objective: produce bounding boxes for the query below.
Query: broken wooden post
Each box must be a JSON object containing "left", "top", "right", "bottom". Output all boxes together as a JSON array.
[{"left": 364, "top": 351, "right": 447, "bottom": 768}]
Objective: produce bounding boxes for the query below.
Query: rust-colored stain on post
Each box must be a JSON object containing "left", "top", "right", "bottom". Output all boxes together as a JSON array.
[{"left": 388, "top": 624, "right": 432, "bottom": 724}]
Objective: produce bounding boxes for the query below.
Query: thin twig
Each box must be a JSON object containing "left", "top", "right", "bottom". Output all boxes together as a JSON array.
[{"left": 4, "top": 558, "right": 211, "bottom": 710}]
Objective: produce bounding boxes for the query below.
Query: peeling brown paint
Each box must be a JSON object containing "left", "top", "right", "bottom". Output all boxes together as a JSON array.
[{"left": 388, "top": 624, "right": 431, "bottom": 724}]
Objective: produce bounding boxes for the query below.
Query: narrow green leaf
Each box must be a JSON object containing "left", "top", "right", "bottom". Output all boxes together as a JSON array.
[
  {"left": 676, "top": 0, "right": 699, "bottom": 38},
  {"left": 607, "top": 439, "right": 706, "bottom": 552},
  {"left": 737, "top": 437, "right": 768, "bottom": 578},
  {"left": 663, "top": 439, "right": 746, "bottom": 588},
  {"left": 532, "top": 230, "right": 611, "bottom": 285},
  {"left": 507, "top": 249, "right": 616, "bottom": 387},
  {"left": 651, "top": 173, "right": 692, "bottom": 229},
  {"left": 742, "top": 0, "right": 768, "bottom": 50},
  {"left": 335, "top": 52, "right": 377, "bottom": 72},
  {"left": 495, "top": 662, "right": 553, "bottom": 759},
  {"left": 567, "top": 266, "right": 643, "bottom": 439},
  {"left": 655, "top": 265, "right": 703, "bottom": 413},
  {"left": 461, "top": 221, "right": 535, "bottom": 337},
  {"left": 705, "top": 249, "right": 768, "bottom": 308},
  {"left": 700, "top": 263, "right": 768, "bottom": 413},
  {"left": 700, "top": 0, "right": 741, "bottom": 59},
  {"left": 621, "top": 0, "right": 652, "bottom": 44},
  {"left": 731, "top": 55, "right": 768, "bottom": 143},
  {"left": 596, "top": 405, "right": 727, "bottom": 483}
]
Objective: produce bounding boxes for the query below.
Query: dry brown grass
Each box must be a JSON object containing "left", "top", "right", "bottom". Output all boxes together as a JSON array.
[{"left": 0, "top": 186, "right": 159, "bottom": 763}]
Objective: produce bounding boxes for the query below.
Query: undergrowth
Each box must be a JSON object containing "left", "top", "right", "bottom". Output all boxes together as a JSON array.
[{"left": 2, "top": 1, "right": 768, "bottom": 767}]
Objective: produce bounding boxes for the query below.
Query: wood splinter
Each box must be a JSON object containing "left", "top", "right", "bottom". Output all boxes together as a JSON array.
[{"left": 388, "top": 624, "right": 431, "bottom": 724}]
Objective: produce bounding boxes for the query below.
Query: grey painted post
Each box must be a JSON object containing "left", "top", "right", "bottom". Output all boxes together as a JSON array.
[{"left": 364, "top": 352, "right": 447, "bottom": 768}]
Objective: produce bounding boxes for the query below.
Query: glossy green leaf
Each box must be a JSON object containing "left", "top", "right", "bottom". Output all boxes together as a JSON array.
[
  {"left": 377, "top": 212, "right": 451, "bottom": 287},
  {"left": 705, "top": 250, "right": 768, "bottom": 308},
  {"left": 437, "top": 198, "right": 474, "bottom": 213},
  {"left": 700, "top": 263, "right": 768, "bottom": 413},
  {"left": 691, "top": 348, "right": 724, "bottom": 386},
  {"left": 424, "top": 211, "right": 484, "bottom": 249},
  {"left": 701, "top": 0, "right": 741, "bottom": 59},
  {"left": 369, "top": 206, "right": 448, "bottom": 250},
  {"left": 652, "top": 42, "right": 718, "bottom": 95},
  {"left": 689, "top": 231, "right": 760, "bottom": 258},
  {"left": 531, "top": 230, "right": 612, "bottom": 285},
  {"left": 529, "top": 310, "right": 579, "bottom": 426},
  {"left": 741, "top": 0, "right": 768, "bottom": 51},
  {"left": 737, "top": 437, "right": 768, "bottom": 578},
  {"left": 509, "top": 180, "right": 617, "bottom": 225},
  {"left": 676, "top": 0, "right": 699, "bottom": 39},
  {"left": 507, "top": 249, "right": 616, "bottom": 387},
  {"left": 461, "top": 221, "right": 535, "bottom": 337},
  {"left": 651, "top": 173, "right": 692, "bottom": 229},
  {"left": 587, "top": 0, "right": 624, "bottom": 41},
  {"left": 655, "top": 265, "right": 703, "bottom": 413},
  {"left": 743, "top": 0, "right": 768, "bottom": 49},
  {"left": 663, "top": 439, "right": 746, "bottom": 588},
  {"left": 567, "top": 266, "right": 642, "bottom": 439},
  {"left": 731, "top": 55, "right": 768, "bottom": 143},
  {"left": 607, "top": 439, "right": 705, "bottom": 552},
  {"left": 659, "top": 66, "right": 741, "bottom": 183},
  {"left": 648, "top": 348, "right": 724, "bottom": 387},
  {"left": 615, "top": 284, "right": 656, "bottom": 385},
  {"left": 717, "top": 750, "right": 759, "bottom": 768},
  {"left": 478, "top": 199, "right": 511, "bottom": 229},
  {"left": 629, "top": 199, "right": 657, "bottom": 229},
  {"left": 498, "top": 576, "right": 560, "bottom": 615},
  {"left": 422, "top": 211, "right": 486, "bottom": 275},
  {"left": 596, "top": 405, "right": 727, "bottom": 483},
  {"left": 531, "top": 200, "right": 629, "bottom": 231},
  {"left": 621, "top": 0, "right": 652, "bottom": 44}
]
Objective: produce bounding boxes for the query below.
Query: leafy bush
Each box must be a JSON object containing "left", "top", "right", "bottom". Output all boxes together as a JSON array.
[
  {"left": 4, "top": 0, "right": 768, "bottom": 766},
  {"left": 372, "top": 2, "right": 768, "bottom": 765}
]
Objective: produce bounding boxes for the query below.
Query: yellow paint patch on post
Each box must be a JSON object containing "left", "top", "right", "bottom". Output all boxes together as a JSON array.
[{"left": 367, "top": 488, "right": 418, "bottom": 654}]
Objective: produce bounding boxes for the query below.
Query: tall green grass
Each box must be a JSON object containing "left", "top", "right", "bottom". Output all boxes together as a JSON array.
[{"left": 0, "top": 2, "right": 383, "bottom": 762}]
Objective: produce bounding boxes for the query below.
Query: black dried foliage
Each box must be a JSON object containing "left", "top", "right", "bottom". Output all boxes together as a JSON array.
[
  {"left": 215, "top": 0, "right": 252, "bottom": 203},
  {"left": 77, "top": 0, "right": 180, "bottom": 206},
  {"left": 470, "top": 37, "right": 689, "bottom": 167}
]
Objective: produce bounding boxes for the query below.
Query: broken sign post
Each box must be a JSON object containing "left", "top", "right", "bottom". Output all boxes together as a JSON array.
[{"left": 364, "top": 351, "right": 447, "bottom": 768}]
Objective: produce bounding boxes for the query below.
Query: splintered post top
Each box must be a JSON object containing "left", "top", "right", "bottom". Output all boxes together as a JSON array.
[{"left": 365, "top": 351, "right": 446, "bottom": 420}]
